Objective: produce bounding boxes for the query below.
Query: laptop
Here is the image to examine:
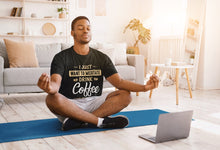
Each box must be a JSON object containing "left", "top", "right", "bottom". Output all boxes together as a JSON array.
[{"left": 139, "top": 110, "right": 193, "bottom": 143}]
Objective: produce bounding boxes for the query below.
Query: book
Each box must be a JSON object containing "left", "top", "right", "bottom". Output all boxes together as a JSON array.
[
  {"left": 7, "top": 32, "right": 19, "bottom": 35},
  {"left": 10, "top": 7, "right": 17, "bottom": 16},
  {"left": 14, "top": 7, "right": 18, "bottom": 17},
  {"left": 16, "top": 7, "right": 23, "bottom": 17}
]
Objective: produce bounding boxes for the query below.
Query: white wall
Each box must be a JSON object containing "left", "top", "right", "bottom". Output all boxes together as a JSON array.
[
  {"left": 85, "top": 0, "right": 153, "bottom": 50},
  {"left": 197, "top": 0, "right": 220, "bottom": 89},
  {"left": 0, "top": 0, "right": 152, "bottom": 55},
  {"left": 68, "top": 0, "right": 153, "bottom": 57}
]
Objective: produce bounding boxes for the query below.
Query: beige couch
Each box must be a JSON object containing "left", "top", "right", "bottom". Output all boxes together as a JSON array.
[{"left": 0, "top": 41, "right": 145, "bottom": 94}]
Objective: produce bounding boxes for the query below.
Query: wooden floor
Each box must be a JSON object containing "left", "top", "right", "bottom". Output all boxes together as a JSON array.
[{"left": 0, "top": 85, "right": 220, "bottom": 150}]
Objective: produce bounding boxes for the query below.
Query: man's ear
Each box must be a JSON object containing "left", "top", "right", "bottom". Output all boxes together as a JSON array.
[{"left": 71, "top": 30, "right": 74, "bottom": 36}]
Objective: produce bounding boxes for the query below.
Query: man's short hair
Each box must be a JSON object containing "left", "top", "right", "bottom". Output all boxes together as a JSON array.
[{"left": 71, "top": 16, "right": 90, "bottom": 31}]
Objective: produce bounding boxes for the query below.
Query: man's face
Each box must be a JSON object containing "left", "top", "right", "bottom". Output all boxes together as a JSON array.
[{"left": 71, "top": 19, "right": 91, "bottom": 44}]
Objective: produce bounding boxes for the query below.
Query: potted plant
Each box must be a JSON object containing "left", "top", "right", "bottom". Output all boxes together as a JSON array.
[
  {"left": 189, "top": 54, "right": 195, "bottom": 65},
  {"left": 57, "top": 7, "right": 68, "bottom": 18},
  {"left": 123, "top": 18, "right": 151, "bottom": 54}
]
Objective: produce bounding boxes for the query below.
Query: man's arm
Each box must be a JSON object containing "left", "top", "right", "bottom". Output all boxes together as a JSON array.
[
  {"left": 37, "top": 73, "right": 62, "bottom": 95},
  {"left": 106, "top": 73, "right": 159, "bottom": 92}
]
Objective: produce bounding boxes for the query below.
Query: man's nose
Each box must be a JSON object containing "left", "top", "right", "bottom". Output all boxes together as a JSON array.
[{"left": 83, "top": 28, "right": 89, "bottom": 32}]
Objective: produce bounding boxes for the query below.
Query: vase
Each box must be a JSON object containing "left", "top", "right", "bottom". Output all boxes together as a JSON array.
[{"left": 127, "top": 47, "right": 139, "bottom": 54}]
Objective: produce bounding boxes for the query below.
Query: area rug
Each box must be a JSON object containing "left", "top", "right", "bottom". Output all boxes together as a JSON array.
[{"left": 0, "top": 109, "right": 168, "bottom": 143}]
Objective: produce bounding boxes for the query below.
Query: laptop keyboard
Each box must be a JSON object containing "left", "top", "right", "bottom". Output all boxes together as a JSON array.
[{"left": 149, "top": 137, "right": 156, "bottom": 141}]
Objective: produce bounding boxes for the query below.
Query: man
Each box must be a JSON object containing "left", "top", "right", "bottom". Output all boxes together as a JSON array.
[{"left": 38, "top": 16, "right": 159, "bottom": 131}]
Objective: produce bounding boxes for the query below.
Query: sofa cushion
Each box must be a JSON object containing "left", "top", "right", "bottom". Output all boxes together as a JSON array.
[
  {"left": 35, "top": 43, "right": 61, "bottom": 67},
  {"left": 98, "top": 47, "right": 115, "bottom": 65},
  {"left": 0, "top": 40, "right": 9, "bottom": 68},
  {"left": 90, "top": 42, "right": 128, "bottom": 65},
  {"left": 61, "top": 43, "right": 73, "bottom": 50},
  {"left": 114, "top": 43, "right": 127, "bottom": 65},
  {"left": 115, "top": 65, "right": 135, "bottom": 80},
  {"left": 4, "top": 39, "right": 39, "bottom": 68},
  {"left": 4, "top": 68, "right": 50, "bottom": 86}
]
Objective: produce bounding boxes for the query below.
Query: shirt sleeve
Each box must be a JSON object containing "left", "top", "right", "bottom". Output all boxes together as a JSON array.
[
  {"left": 50, "top": 52, "right": 65, "bottom": 77},
  {"left": 102, "top": 54, "right": 118, "bottom": 78}
]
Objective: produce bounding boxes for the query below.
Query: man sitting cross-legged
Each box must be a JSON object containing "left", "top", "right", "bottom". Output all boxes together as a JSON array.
[{"left": 37, "top": 16, "right": 159, "bottom": 131}]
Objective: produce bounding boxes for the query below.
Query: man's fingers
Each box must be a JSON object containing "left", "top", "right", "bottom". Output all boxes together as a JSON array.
[
  {"left": 38, "top": 74, "right": 45, "bottom": 87},
  {"left": 42, "top": 76, "right": 47, "bottom": 89},
  {"left": 45, "top": 76, "right": 51, "bottom": 90},
  {"left": 38, "top": 73, "right": 49, "bottom": 90},
  {"left": 150, "top": 74, "right": 160, "bottom": 88}
]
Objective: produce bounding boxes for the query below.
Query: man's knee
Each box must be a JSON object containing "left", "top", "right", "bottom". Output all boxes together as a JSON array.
[
  {"left": 46, "top": 93, "right": 63, "bottom": 111},
  {"left": 118, "top": 90, "right": 132, "bottom": 107}
]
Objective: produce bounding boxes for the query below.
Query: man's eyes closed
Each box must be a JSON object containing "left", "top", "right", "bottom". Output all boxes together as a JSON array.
[{"left": 77, "top": 26, "right": 90, "bottom": 31}]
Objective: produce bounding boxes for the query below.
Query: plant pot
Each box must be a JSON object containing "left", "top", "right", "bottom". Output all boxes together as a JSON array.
[
  {"left": 59, "top": 12, "right": 66, "bottom": 19},
  {"left": 127, "top": 46, "right": 139, "bottom": 54},
  {"left": 190, "top": 58, "right": 194, "bottom": 65}
]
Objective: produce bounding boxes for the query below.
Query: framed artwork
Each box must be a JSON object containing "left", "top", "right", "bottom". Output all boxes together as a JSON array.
[
  {"left": 94, "top": 0, "right": 106, "bottom": 16},
  {"left": 78, "top": 0, "right": 87, "bottom": 9}
]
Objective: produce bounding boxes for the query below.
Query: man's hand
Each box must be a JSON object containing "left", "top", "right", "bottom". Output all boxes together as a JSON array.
[
  {"left": 37, "top": 73, "right": 57, "bottom": 94},
  {"left": 145, "top": 74, "right": 160, "bottom": 91}
]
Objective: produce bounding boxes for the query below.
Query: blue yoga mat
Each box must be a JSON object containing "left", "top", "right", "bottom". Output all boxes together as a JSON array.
[{"left": 0, "top": 109, "right": 168, "bottom": 143}]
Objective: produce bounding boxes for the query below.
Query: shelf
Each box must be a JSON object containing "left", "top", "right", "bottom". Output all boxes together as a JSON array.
[
  {"left": 25, "top": 0, "right": 69, "bottom": 5},
  {"left": 0, "top": 0, "right": 70, "bottom": 42},
  {"left": 1, "top": 0, "right": 69, "bottom": 4},
  {"left": 0, "top": 34, "right": 67, "bottom": 38},
  {"left": 25, "top": 17, "right": 68, "bottom": 21},
  {"left": 0, "top": 16, "right": 24, "bottom": 20},
  {"left": 0, "top": 0, "right": 23, "bottom": 2},
  {"left": 187, "top": 34, "right": 198, "bottom": 40},
  {"left": 185, "top": 49, "right": 195, "bottom": 54},
  {"left": 0, "top": 16, "right": 68, "bottom": 21}
]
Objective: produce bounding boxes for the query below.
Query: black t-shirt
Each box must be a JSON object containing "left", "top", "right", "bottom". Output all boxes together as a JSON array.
[{"left": 51, "top": 46, "right": 117, "bottom": 99}]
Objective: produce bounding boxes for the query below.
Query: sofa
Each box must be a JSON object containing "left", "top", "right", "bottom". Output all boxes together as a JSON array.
[{"left": 0, "top": 40, "right": 145, "bottom": 94}]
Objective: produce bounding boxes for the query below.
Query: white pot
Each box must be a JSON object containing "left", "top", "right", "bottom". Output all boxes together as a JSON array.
[{"left": 190, "top": 58, "right": 194, "bottom": 65}]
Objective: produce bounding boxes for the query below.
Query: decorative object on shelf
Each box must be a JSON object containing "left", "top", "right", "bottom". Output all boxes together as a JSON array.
[
  {"left": 10, "top": 7, "right": 23, "bottom": 17},
  {"left": 31, "top": 13, "right": 37, "bottom": 18},
  {"left": 59, "top": 32, "right": 63, "bottom": 35},
  {"left": 7, "top": 32, "right": 19, "bottom": 35},
  {"left": 44, "top": 16, "right": 53, "bottom": 18},
  {"left": 57, "top": 7, "right": 68, "bottom": 18},
  {"left": 187, "top": 18, "right": 199, "bottom": 37},
  {"left": 123, "top": 18, "right": 151, "bottom": 54},
  {"left": 42, "top": 23, "right": 56, "bottom": 35},
  {"left": 52, "top": 0, "right": 67, "bottom": 1},
  {"left": 189, "top": 54, "right": 194, "bottom": 65}
]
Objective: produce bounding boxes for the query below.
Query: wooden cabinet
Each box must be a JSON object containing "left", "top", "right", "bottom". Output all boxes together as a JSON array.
[{"left": 0, "top": 0, "right": 70, "bottom": 43}]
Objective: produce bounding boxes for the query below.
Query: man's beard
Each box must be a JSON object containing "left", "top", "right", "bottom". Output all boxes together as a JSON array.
[
  {"left": 74, "top": 33, "right": 91, "bottom": 44},
  {"left": 79, "top": 40, "right": 90, "bottom": 44}
]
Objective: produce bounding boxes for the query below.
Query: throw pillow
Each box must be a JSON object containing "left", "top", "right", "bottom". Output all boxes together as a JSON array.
[
  {"left": 61, "top": 42, "right": 74, "bottom": 50},
  {"left": 0, "top": 40, "right": 9, "bottom": 68},
  {"left": 35, "top": 43, "right": 61, "bottom": 67},
  {"left": 4, "top": 39, "right": 39, "bottom": 68},
  {"left": 91, "top": 42, "right": 116, "bottom": 65},
  {"left": 98, "top": 48, "right": 116, "bottom": 65},
  {"left": 114, "top": 43, "right": 127, "bottom": 65}
]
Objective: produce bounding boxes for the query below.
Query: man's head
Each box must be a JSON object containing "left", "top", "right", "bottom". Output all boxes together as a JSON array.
[{"left": 71, "top": 16, "right": 91, "bottom": 44}]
